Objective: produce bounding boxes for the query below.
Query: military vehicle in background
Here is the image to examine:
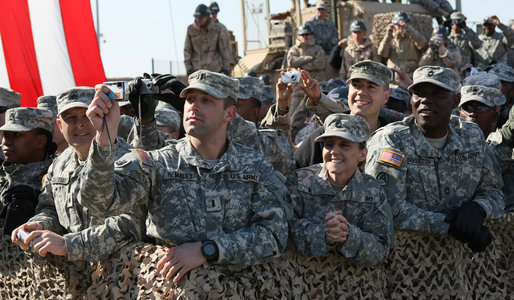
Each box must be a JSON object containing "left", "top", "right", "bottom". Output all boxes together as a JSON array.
[{"left": 233, "top": 0, "right": 462, "bottom": 83}]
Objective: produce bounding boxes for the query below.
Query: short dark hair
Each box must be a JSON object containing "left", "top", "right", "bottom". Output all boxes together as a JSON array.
[
  {"left": 35, "top": 128, "right": 57, "bottom": 157},
  {"left": 223, "top": 97, "right": 236, "bottom": 108}
]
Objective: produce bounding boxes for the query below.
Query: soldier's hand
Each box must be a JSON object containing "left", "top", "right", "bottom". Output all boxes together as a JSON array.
[
  {"left": 297, "top": 69, "right": 321, "bottom": 104},
  {"left": 490, "top": 15, "right": 500, "bottom": 26},
  {"left": 156, "top": 241, "right": 206, "bottom": 284},
  {"left": 338, "top": 38, "right": 348, "bottom": 49},
  {"left": 26, "top": 230, "right": 67, "bottom": 257},
  {"left": 324, "top": 211, "right": 349, "bottom": 243},
  {"left": 128, "top": 76, "right": 158, "bottom": 122},
  {"left": 11, "top": 222, "right": 42, "bottom": 251},
  {"left": 387, "top": 24, "right": 394, "bottom": 34},
  {"left": 447, "top": 201, "right": 485, "bottom": 243},
  {"left": 277, "top": 71, "right": 293, "bottom": 112},
  {"left": 150, "top": 74, "right": 186, "bottom": 114},
  {"left": 87, "top": 84, "right": 120, "bottom": 146},
  {"left": 467, "top": 225, "right": 492, "bottom": 252},
  {"left": 390, "top": 67, "right": 413, "bottom": 90}
]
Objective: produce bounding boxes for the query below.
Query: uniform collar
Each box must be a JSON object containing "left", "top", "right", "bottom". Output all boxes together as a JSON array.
[
  {"left": 311, "top": 164, "right": 362, "bottom": 198},
  {"left": 177, "top": 138, "right": 241, "bottom": 173},
  {"left": 406, "top": 115, "right": 467, "bottom": 157}
]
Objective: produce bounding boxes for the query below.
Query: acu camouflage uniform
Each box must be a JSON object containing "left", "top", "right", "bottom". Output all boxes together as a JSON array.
[
  {"left": 339, "top": 37, "right": 380, "bottom": 79},
  {"left": 29, "top": 141, "right": 145, "bottom": 262},
  {"left": 289, "top": 165, "right": 393, "bottom": 266},
  {"left": 184, "top": 19, "right": 232, "bottom": 75},
  {"left": 79, "top": 138, "right": 289, "bottom": 266},
  {"left": 475, "top": 23, "right": 514, "bottom": 69},
  {"left": 365, "top": 115, "right": 504, "bottom": 235},
  {"left": 289, "top": 113, "right": 393, "bottom": 267},
  {"left": 378, "top": 25, "right": 427, "bottom": 76}
]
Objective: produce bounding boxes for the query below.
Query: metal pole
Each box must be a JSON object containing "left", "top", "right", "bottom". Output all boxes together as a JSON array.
[
  {"left": 170, "top": 61, "right": 172, "bottom": 74},
  {"left": 455, "top": 0, "right": 461, "bottom": 12},
  {"left": 241, "top": 0, "right": 247, "bottom": 54},
  {"left": 295, "top": 0, "right": 302, "bottom": 27},
  {"left": 265, "top": 0, "right": 271, "bottom": 38},
  {"left": 96, "top": 0, "right": 100, "bottom": 51},
  {"left": 152, "top": 58, "right": 155, "bottom": 74}
]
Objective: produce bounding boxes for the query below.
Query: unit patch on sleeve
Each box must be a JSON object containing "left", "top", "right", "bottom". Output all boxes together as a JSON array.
[
  {"left": 379, "top": 150, "right": 404, "bottom": 167},
  {"left": 134, "top": 149, "right": 153, "bottom": 167}
]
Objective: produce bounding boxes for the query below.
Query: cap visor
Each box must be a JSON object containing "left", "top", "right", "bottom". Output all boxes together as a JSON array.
[
  {"left": 0, "top": 124, "right": 34, "bottom": 132},
  {"left": 315, "top": 132, "right": 365, "bottom": 143},
  {"left": 58, "top": 102, "right": 90, "bottom": 116},
  {"left": 458, "top": 96, "right": 495, "bottom": 107},
  {"left": 347, "top": 73, "right": 385, "bottom": 86},
  {"left": 180, "top": 83, "right": 228, "bottom": 99},
  {"left": 408, "top": 79, "right": 455, "bottom": 93}
]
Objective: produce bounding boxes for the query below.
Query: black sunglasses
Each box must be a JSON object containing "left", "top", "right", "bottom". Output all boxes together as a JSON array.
[{"left": 461, "top": 103, "right": 493, "bottom": 113}]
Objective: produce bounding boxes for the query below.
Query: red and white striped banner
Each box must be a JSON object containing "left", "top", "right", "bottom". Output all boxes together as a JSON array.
[{"left": 0, "top": 0, "right": 106, "bottom": 107}]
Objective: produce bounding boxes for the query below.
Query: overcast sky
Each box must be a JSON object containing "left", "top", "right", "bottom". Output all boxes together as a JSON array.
[{"left": 90, "top": 0, "right": 512, "bottom": 78}]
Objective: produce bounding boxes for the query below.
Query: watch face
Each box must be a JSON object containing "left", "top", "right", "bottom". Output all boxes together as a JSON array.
[{"left": 203, "top": 243, "right": 216, "bottom": 256}]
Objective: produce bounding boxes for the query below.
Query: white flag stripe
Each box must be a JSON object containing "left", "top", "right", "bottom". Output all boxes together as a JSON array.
[
  {"left": 28, "top": 0, "right": 75, "bottom": 95},
  {"left": 0, "top": 33, "right": 11, "bottom": 89}
]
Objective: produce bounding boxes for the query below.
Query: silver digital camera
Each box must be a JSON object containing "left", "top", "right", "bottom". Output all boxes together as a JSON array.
[
  {"left": 281, "top": 70, "right": 301, "bottom": 84},
  {"left": 17, "top": 229, "right": 30, "bottom": 244},
  {"left": 104, "top": 79, "right": 160, "bottom": 101}
]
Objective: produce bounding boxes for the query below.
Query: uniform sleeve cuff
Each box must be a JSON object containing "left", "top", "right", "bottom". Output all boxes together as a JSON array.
[
  {"left": 336, "top": 223, "right": 361, "bottom": 258},
  {"left": 64, "top": 232, "right": 85, "bottom": 262}
]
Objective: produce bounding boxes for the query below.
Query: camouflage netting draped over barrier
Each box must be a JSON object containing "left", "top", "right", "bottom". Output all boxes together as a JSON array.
[
  {"left": 371, "top": 13, "right": 434, "bottom": 48},
  {"left": 0, "top": 231, "right": 93, "bottom": 299},
  {"left": 2, "top": 213, "right": 513, "bottom": 298}
]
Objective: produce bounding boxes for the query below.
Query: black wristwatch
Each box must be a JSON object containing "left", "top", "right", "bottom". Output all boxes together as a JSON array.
[{"left": 201, "top": 240, "right": 219, "bottom": 262}]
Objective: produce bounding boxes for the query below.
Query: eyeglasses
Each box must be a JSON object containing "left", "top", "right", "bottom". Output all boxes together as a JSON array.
[{"left": 461, "top": 103, "right": 493, "bottom": 113}]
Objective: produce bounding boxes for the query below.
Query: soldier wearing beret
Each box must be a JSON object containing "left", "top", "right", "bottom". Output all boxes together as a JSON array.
[
  {"left": 12, "top": 87, "right": 145, "bottom": 265},
  {"left": 365, "top": 66, "right": 504, "bottom": 253},
  {"left": 0, "top": 107, "right": 56, "bottom": 235},
  {"left": 289, "top": 113, "right": 393, "bottom": 266},
  {"left": 79, "top": 70, "right": 289, "bottom": 283}
]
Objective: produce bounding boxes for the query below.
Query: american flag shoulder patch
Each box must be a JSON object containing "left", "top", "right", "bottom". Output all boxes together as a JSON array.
[
  {"left": 379, "top": 150, "right": 404, "bottom": 167},
  {"left": 134, "top": 149, "right": 153, "bottom": 167}
]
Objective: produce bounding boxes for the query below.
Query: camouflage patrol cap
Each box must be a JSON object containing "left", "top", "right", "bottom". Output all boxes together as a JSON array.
[
  {"left": 194, "top": 4, "right": 210, "bottom": 18},
  {"left": 450, "top": 11, "right": 466, "bottom": 21},
  {"left": 408, "top": 66, "right": 460, "bottom": 93},
  {"left": 236, "top": 77, "right": 264, "bottom": 101},
  {"left": 155, "top": 106, "right": 181, "bottom": 132},
  {"left": 0, "top": 107, "right": 54, "bottom": 133},
  {"left": 389, "top": 88, "right": 411, "bottom": 106},
  {"left": 350, "top": 20, "right": 366, "bottom": 32},
  {"left": 0, "top": 87, "right": 21, "bottom": 108},
  {"left": 459, "top": 85, "right": 502, "bottom": 108},
  {"left": 209, "top": 1, "right": 220, "bottom": 13},
  {"left": 347, "top": 60, "right": 392, "bottom": 86},
  {"left": 56, "top": 87, "right": 95, "bottom": 116},
  {"left": 316, "top": 3, "right": 328, "bottom": 10},
  {"left": 463, "top": 73, "right": 506, "bottom": 105},
  {"left": 180, "top": 70, "right": 239, "bottom": 102},
  {"left": 486, "top": 63, "right": 514, "bottom": 83},
  {"left": 315, "top": 113, "right": 370, "bottom": 143},
  {"left": 37, "top": 95, "right": 58, "bottom": 117}
]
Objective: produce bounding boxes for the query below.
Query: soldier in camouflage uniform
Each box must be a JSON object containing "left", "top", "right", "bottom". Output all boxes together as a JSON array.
[
  {"left": 0, "top": 108, "right": 56, "bottom": 235},
  {"left": 287, "top": 24, "right": 326, "bottom": 140},
  {"left": 37, "top": 95, "right": 68, "bottom": 155},
  {"left": 420, "top": 26, "right": 461, "bottom": 73},
  {"left": 235, "top": 76, "right": 265, "bottom": 125},
  {"left": 378, "top": 11, "right": 427, "bottom": 77},
  {"left": 498, "top": 105, "right": 514, "bottom": 212},
  {"left": 365, "top": 66, "right": 504, "bottom": 252},
  {"left": 12, "top": 87, "right": 145, "bottom": 262},
  {"left": 289, "top": 113, "right": 393, "bottom": 266},
  {"left": 184, "top": 4, "right": 232, "bottom": 75},
  {"left": 209, "top": 1, "right": 234, "bottom": 68},
  {"left": 304, "top": 3, "right": 339, "bottom": 55},
  {"left": 447, "top": 12, "right": 482, "bottom": 68},
  {"left": 475, "top": 16, "right": 514, "bottom": 70},
  {"left": 79, "top": 70, "right": 289, "bottom": 283},
  {"left": 337, "top": 20, "right": 380, "bottom": 80},
  {"left": 486, "top": 63, "right": 514, "bottom": 127}
]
